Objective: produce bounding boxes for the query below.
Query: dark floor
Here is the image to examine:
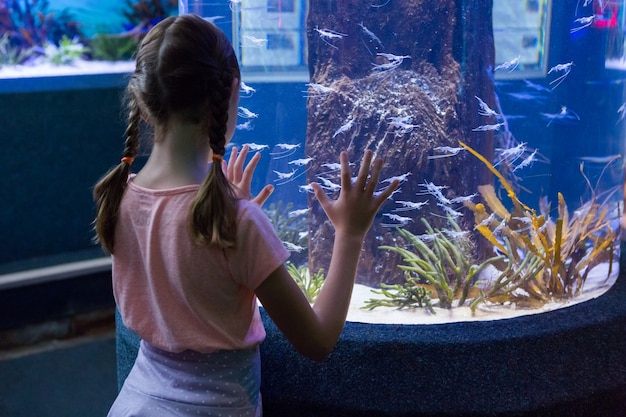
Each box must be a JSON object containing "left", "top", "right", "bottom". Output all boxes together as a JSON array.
[{"left": 0, "top": 332, "right": 117, "bottom": 417}]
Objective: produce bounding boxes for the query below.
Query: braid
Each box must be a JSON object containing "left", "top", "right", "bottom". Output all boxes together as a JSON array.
[
  {"left": 189, "top": 71, "right": 238, "bottom": 248},
  {"left": 93, "top": 90, "right": 141, "bottom": 253}
]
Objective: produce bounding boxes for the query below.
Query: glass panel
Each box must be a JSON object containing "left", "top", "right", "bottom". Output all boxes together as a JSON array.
[{"left": 181, "top": 0, "right": 625, "bottom": 324}]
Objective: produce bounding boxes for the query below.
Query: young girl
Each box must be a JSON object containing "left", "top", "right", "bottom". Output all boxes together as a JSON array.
[{"left": 94, "top": 14, "right": 399, "bottom": 417}]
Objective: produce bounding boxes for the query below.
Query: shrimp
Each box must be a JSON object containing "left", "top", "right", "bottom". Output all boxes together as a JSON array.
[
  {"left": 617, "top": 102, "right": 626, "bottom": 123},
  {"left": 236, "top": 120, "right": 254, "bottom": 131},
  {"left": 333, "top": 119, "right": 355, "bottom": 138},
  {"left": 273, "top": 169, "right": 297, "bottom": 180},
  {"left": 270, "top": 143, "right": 301, "bottom": 158},
  {"left": 381, "top": 213, "right": 413, "bottom": 227},
  {"left": 298, "top": 184, "right": 315, "bottom": 193},
  {"left": 304, "top": 83, "right": 336, "bottom": 98},
  {"left": 475, "top": 96, "right": 499, "bottom": 118},
  {"left": 472, "top": 122, "right": 505, "bottom": 132},
  {"left": 392, "top": 200, "right": 429, "bottom": 212},
  {"left": 548, "top": 62, "right": 574, "bottom": 89},
  {"left": 239, "top": 81, "right": 256, "bottom": 97},
  {"left": 428, "top": 146, "right": 465, "bottom": 159},
  {"left": 449, "top": 193, "right": 477, "bottom": 204},
  {"left": 313, "top": 26, "right": 347, "bottom": 49},
  {"left": 288, "top": 208, "right": 310, "bottom": 217},
  {"left": 238, "top": 106, "right": 259, "bottom": 119},
  {"left": 571, "top": 16, "right": 595, "bottom": 33},
  {"left": 419, "top": 181, "right": 451, "bottom": 205},
  {"left": 372, "top": 53, "right": 411, "bottom": 72},
  {"left": 288, "top": 157, "right": 313, "bottom": 166},
  {"left": 387, "top": 116, "right": 418, "bottom": 136},
  {"left": 494, "top": 55, "right": 520, "bottom": 72},
  {"left": 382, "top": 172, "right": 411, "bottom": 184},
  {"left": 242, "top": 143, "right": 269, "bottom": 151},
  {"left": 317, "top": 177, "right": 342, "bottom": 192},
  {"left": 283, "top": 242, "right": 306, "bottom": 252},
  {"left": 241, "top": 35, "right": 267, "bottom": 48},
  {"left": 541, "top": 106, "right": 580, "bottom": 126},
  {"left": 358, "top": 22, "right": 384, "bottom": 50},
  {"left": 513, "top": 149, "right": 538, "bottom": 172}
]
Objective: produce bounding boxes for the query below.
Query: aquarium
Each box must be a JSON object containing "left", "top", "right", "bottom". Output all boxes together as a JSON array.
[
  {"left": 0, "top": 0, "right": 179, "bottom": 92},
  {"left": 216, "top": 1, "right": 623, "bottom": 324}
]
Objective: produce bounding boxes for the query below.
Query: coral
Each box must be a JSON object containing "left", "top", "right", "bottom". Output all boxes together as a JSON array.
[{"left": 286, "top": 262, "right": 324, "bottom": 303}]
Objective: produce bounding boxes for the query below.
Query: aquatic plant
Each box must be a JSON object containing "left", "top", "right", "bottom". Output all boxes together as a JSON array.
[
  {"left": 263, "top": 200, "right": 308, "bottom": 265},
  {"left": 363, "top": 276, "right": 435, "bottom": 314},
  {"left": 0, "top": 0, "right": 83, "bottom": 61},
  {"left": 286, "top": 262, "right": 324, "bottom": 303},
  {"left": 0, "top": 32, "right": 32, "bottom": 66},
  {"left": 120, "top": 0, "right": 177, "bottom": 40},
  {"left": 42, "top": 35, "right": 88, "bottom": 65},
  {"left": 90, "top": 34, "right": 137, "bottom": 61},
  {"left": 377, "top": 217, "right": 502, "bottom": 309},
  {"left": 459, "top": 140, "right": 619, "bottom": 304}
]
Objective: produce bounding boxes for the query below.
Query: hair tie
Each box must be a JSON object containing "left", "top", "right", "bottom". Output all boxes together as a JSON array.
[
  {"left": 121, "top": 156, "right": 134, "bottom": 165},
  {"left": 212, "top": 154, "right": 223, "bottom": 163}
]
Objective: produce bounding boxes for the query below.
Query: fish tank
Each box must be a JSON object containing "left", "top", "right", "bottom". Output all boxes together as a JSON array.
[
  {"left": 176, "top": 0, "right": 626, "bottom": 325},
  {"left": 0, "top": 0, "right": 179, "bottom": 92}
]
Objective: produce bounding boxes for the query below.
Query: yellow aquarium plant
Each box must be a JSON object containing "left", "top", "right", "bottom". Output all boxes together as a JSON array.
[
  {"left": 459, "top": 140, "right": 620, "bottom": 305},
  {"left": 367, "top": 141, "right": 619, "bottom": 314},
  {"left": 370, "top": 216, "right": 542, "bottom": 313}
]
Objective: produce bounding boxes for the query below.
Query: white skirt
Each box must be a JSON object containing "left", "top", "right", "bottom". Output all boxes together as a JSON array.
[{"left": 108, "top": 341, "right": 262, "bottom": 417}]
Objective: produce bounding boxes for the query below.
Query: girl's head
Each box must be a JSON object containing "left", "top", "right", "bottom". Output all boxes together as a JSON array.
[
  {"left": 132, "top": 13, "right": 241, "bottom": 151},
  {"left": 94, "top": 14, "right": 242, "bottom": 253}
]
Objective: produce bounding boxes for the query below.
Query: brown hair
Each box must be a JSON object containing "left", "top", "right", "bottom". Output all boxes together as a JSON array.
[{"left": 93, "top": 14, "right": 241, "bottom": 253}]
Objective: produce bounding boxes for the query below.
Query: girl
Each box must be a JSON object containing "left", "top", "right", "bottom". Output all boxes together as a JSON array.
[{"left": 93, "top": 14, "right": 399, "bottom": 417}]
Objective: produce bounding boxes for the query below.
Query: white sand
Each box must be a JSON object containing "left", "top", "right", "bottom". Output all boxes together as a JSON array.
[
  {"left": 346, "top": 262, "right": 619, "bottom": 324},
  {"left": 0, "top": 60, "right": 134, "bottom": 79}
]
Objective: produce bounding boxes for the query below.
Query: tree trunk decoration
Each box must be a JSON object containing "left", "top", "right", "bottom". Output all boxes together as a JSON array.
[{"left": 305, "top": 0, "right": 496, "bottom": 286}]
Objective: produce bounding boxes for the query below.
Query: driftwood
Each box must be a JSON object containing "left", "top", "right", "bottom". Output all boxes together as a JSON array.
[{"left": 305, "top": 0, "right": 496, "bottom": 286}]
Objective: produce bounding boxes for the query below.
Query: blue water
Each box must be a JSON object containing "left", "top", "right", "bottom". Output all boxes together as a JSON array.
[
  {"left": 49, "top": 0, "right": 134, "bottom": 37},
  {"left": 2, "top": 1, "right": 624, "bottom": 307}
]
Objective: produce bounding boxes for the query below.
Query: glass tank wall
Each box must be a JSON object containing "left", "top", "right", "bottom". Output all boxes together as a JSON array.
[
  {"left": 0, "top": 0, "right": 178, "bottom": 91},
  {"left": 178, "top": 0, "right": 626, "bottom": 323}
]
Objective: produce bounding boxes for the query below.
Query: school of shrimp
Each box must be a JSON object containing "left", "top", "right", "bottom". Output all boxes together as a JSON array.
[{"left": 230, "top": 1, "right": 624, "bottom": 248}]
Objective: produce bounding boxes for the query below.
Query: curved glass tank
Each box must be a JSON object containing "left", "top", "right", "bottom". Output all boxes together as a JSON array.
[{"left": 181, "top": 0, "right": 625, "bottom": 325}]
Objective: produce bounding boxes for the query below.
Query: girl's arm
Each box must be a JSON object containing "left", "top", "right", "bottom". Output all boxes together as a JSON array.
[{"left": 255, "top": 150, "right": 399, "bottom": 362}]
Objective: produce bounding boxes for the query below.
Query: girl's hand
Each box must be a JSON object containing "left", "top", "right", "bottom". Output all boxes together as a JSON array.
[
  {"left": 226, "top": 145, "right": 274, "bottom": 207},
  {"left": 310, "top": 150, "right": 399, "bottom": 238}
]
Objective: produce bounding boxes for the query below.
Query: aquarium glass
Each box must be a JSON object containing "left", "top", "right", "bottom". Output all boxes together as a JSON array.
[
  {"left": 208, "top": 1, "right": 622, "bottom": 321},
  {"left": 0, "top": 0, "right": 178, "bottom": 91}
]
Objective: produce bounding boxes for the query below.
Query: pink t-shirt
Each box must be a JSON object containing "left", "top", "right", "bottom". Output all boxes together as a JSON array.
[{"left": 112, "top": 179, "right": 290, "bottom": 353}]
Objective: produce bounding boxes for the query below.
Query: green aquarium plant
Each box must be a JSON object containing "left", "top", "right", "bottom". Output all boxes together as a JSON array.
[
  {"left": 0, "top": 33, "right": 33, "bottom": 66},
  {"left": 43, "top": 35, "right": 89, "bottom": 65},
  {"left": 368, "top": 141, "right": 617, "bottom": 314},
  {"left": 286, "top": 262, "right": 324, "bottom": 303},
  {"left": 90, "top": 34, "right": 138, "bottom": 61},
  {"left": 363, "top": 276, "right": 436, "bottom": 314},
  {"left": 376, "top": 217, "right": 503, "bottom": 310},
  {"left": 264, "top": 200, "right": 309, "bottom": 266}
]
